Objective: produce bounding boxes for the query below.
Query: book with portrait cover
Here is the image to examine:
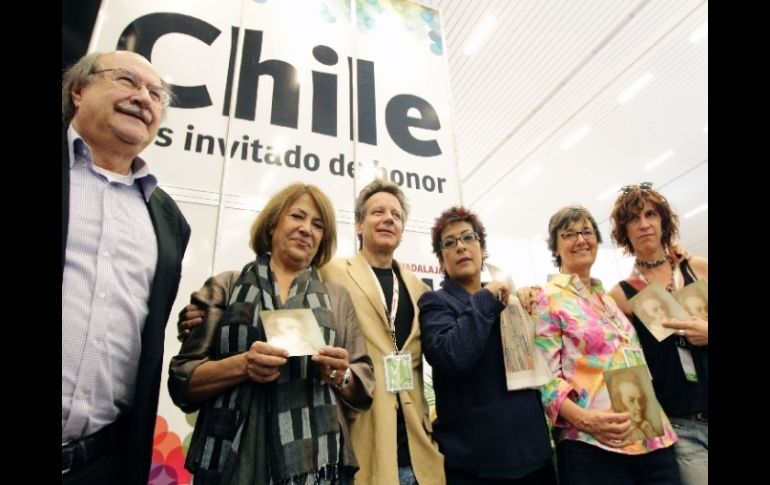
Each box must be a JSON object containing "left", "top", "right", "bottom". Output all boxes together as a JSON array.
[
  {"left": 603, "top": 365, "right": 670, "bottom": 440},
  {"left": 673, "top": 280, "right": 708, "bottom": 321}
]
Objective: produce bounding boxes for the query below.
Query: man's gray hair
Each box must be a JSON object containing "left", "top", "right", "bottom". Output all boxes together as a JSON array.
[
  {"left": 62, "top": 52, "right": 102, "bottom": 125},
  {"left": 62, "top": 51, "right": 173, "bottom": 125},
  {"left": 354, "top": 179, "right": 409, "bottom": 250},
  {"left": 354, "top": 179, "right": 409, "bottom": 225}
]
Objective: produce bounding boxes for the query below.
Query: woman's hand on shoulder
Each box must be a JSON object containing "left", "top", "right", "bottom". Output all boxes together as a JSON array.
[
  {"left": 671, "top": 243, "right": 708, "bottom": 280},
  {"left": 670, "top": 242, "right": 692, "bottom": 262},
  {"left": 515, "top": 286, "right": 541, "bottom": 316},
  {"left": 689, "top": 255, "right": 708, "bottom": 281},
  {"left": 177, "top": 304, "right": 207, "bottom": 341}
]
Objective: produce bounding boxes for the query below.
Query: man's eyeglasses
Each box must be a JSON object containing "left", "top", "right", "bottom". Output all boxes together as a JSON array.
[
  {"left": 93, "top": 68, "right": 171, "bottom": 107},
  {"left": 619, "top": 181, "right": 653, "bottom": 194},
  {"left": 441, "top": 231, "right": 480, "bottom": 250},
  {"left": 559, "top": 229, "right": 596, "bottom": 242}
]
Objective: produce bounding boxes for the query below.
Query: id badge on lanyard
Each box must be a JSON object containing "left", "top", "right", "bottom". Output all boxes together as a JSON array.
[
  {"left": 384, "top": 352, "right": 414, "bottom": 392},
  {"left": 622, "top": 346, "right": 653, "bottom": 380},
  {"left": 622, "top": 346, "right": 647, "bottom": 368},
  {"left": 370, "top": 266, "right": 415, "bottom": 392},
  {"left": 677, "top": 346, "right": 699, "bottom": 382}
]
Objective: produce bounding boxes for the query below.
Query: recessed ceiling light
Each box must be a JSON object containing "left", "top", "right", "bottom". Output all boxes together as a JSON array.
[
  {"left": 684, "top": 203, "right": 708, "bottom": 218},
  {"left": 644, "top": 149, "right": 675, "bottom": 171},
  {"left": 518, "top": 165, "right": 542, "bottom": 186},
  {"left": 482, "top": 198, "right": 501, "bottom": 215},
  {"left": 463, "top": 16, "right": 497, "bottom": 56},
  {"left": 617, "top": 73, "right": 654, "bottom": 104},
  {"left": 597, "top": 183, "right": 622, "bottom": 201},
  {"left": 561, "top": 125, "right": 590, "bottom": 150},
  {"left": 689, "top": 21, "right": 708, "bottom": 43}
]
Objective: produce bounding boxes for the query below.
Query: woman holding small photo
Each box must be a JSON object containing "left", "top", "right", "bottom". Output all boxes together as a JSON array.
[
  {"left": 168, "top": 183, "right": 374, "bottom": 485},
  {"left": 608, "top": 183, "right": 708, "bottom": 485},
  {"left": 534, "top": 205, "right": 680, "bottom": 485}
]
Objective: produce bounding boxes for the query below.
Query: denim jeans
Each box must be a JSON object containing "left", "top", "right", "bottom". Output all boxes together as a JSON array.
[
  {"left": 669, "top": 417, "right": 708, "bottom": 485},
  {"left": 399, "top": 465, "right": 418, "bottom": 485}
]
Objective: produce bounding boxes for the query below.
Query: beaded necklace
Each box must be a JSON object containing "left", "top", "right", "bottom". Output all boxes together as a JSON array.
[
  {"left": 633, "top": 255, "right": 677, "bottom": 293},
  {"left": 635, "top": 257, "right": 668, "bottom": 269}
]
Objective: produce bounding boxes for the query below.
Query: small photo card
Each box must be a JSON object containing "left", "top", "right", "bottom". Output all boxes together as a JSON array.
[
  {"left": 629, "top": 283, "right": 690, "bottom": 342},
  {"left": 673, "top": 280, "right": 708, "bottom": 321},
  {"left": 260, "top": 308, "right": 326, "bottom": 356}
]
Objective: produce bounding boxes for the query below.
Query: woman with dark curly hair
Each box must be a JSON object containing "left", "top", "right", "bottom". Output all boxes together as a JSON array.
[
  {"left": 608, "top": 183, "right": 708, "bottom": 485},
  {"left": 417, "top": 206, "right": 556, "bottom": 485}
]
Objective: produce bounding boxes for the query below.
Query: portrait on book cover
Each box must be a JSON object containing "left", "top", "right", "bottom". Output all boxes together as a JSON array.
[
  {"left": 604, "top": 366, "right": 665, "bottom": 440},
  {"left": 674, "top": 280, "right": 708, "bottom": 321},
  {"left": 629, "top": 283, "right": 690, "bottom": 341}
]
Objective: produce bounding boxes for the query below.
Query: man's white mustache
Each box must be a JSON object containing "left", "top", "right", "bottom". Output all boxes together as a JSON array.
[{"left": 116, "top": 102, "right": 152, "bottom": 124}]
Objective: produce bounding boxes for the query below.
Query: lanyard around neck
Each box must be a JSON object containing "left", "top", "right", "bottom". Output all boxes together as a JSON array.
[
  {"left": 573, "top": 277, "right": 632, "bottom": 345},
  {"left": 368, "top": 265, "right": 400, "bottom": 351}
]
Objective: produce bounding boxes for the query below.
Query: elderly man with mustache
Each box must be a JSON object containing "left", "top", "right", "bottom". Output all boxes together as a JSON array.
[{"left": 62, "top": 51, "right": 190, "bottom": 485}]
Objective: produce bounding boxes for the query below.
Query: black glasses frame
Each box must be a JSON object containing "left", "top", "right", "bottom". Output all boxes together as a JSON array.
[
  {"left": 441, "top": 231, "right": 480, "bottom": 250},
  {"left": 559, "top": 229, "right": 596, "bottom": 242}
]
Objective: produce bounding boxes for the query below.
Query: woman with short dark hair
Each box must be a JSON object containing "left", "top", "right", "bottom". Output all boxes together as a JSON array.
[{"left": 418, "top": 206, "right": 557, "bottom": 485}]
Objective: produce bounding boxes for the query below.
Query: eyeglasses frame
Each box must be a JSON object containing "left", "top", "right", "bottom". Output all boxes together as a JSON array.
[
  {"left": 440, "top": 231, "right": 480, "bottom": 250},
  {"left": 92, "top": 68, "right": 171, "bottom": 107}
]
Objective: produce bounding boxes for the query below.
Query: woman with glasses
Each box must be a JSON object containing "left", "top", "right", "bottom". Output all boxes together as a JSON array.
[
  {"left": 533, "top": 205, "right": 680, "bottom": 484},
  {"left": 417, "top": 206, "right": 557, "bottom": 484},
  {"left": 608, "top": 184, "right": 708, "bottom": 485}
]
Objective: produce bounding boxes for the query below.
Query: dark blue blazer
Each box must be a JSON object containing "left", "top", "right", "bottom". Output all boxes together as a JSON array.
[
  {"left": 418, "top": 277, "right": 552, "bottom": 472},
  {"left": 62, "top": 124, "right": 191, "bottom": 485}
]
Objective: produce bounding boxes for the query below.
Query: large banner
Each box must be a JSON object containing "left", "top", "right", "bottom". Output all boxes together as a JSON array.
[
  {"left": 89, "top": 0, "right": 460, "bottom": 228},
  {"left": 85, "top": 1, "right": 460, "bottom": 483}
]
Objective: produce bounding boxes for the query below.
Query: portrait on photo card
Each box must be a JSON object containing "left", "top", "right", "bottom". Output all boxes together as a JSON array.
[
  {"left": 629, "top": 283, "right": 690, "bottom": 342},
  {"left": 260, "top": 308, "right": 326, "bottom": 356},
  {"left": 673, "top": 280, "right": 708, "bottom": 321}
]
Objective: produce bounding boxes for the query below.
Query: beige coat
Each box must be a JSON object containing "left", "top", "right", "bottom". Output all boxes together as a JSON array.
[{"left": 321, "top": 253, "right": 445, "bottom": 485}]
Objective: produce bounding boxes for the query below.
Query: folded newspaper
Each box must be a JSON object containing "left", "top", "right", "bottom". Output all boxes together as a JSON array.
[{"left": 488, "top": 263, "right": 552, "bottom": 390}]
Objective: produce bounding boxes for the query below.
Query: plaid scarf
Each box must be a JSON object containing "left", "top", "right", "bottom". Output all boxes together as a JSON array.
[{"left": 186, "top": 254, "right": 341, "bottom": 484}]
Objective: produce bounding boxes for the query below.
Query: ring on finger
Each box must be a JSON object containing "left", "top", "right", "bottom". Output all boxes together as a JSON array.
[
  {"left": 677, "top": 329, "right": 686, "bottom": 336},
  {"left": 329, "top": 369, "right": 338, "bottom": 380}
]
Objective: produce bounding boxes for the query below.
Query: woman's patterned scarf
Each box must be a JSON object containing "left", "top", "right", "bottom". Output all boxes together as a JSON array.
[{"left": 186, "top": 253, "right": 341, "bottom": 484}]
